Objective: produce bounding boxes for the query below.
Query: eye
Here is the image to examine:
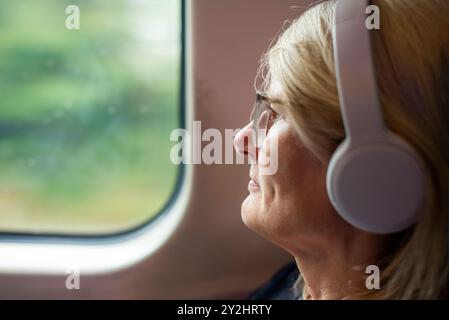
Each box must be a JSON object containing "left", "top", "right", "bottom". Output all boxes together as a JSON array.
[
  {"left": 268, "top": 107, "right": 282, "bottom": 122},
  {"left": 266, "top": 110, "right": 281, "bottom": 130},
  {"left": 271, "top": 112, "right": 281, "bottom": 122}
]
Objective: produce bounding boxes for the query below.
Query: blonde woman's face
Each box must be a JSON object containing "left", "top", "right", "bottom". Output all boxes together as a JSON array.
[{"left": 233, "top": 82, "right": 345, "bottom": 250}]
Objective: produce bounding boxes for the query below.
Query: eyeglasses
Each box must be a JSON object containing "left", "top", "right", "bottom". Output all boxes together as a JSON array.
[{"left": 250, "top": 93, "right": 280, "bottom": 148}]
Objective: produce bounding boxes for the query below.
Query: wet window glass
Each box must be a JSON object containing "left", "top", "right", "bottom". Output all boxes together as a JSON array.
[{"left": 0, "top": 0, "right": 181, "bottom": 235}]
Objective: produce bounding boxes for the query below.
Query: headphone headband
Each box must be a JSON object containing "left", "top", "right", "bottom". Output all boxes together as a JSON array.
[{"left": 333, "top": 0, "right": 385, "bottom": 145}]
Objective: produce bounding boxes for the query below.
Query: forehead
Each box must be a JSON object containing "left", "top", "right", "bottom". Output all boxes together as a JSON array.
[
  {"left": 269, "top": 79, "right": 283, "bottom": 96},
  {"left": 267, "top": 79, "right": 285, "bottom": 104}
]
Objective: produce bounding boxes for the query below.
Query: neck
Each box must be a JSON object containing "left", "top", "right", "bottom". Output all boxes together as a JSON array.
[{"left": 292, "top": 232, "right": 388, "bottom": 300}]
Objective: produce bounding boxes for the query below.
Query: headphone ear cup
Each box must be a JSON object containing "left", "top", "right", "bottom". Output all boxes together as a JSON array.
[{"left": 326, "top": 136, "right": 424, "bottom": 234}]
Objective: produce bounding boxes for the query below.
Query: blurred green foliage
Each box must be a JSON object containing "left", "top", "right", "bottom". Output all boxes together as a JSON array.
[{"left": 0, "top": 0, "right": 180, "bottom": 234}]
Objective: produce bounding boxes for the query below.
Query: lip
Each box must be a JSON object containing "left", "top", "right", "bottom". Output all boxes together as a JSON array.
[
  {"left": 249, "top": 167, "right": 260, "bottom": 193},
  {"left": 250, "top": 174, "right": 259, "bottom": 184},
  {"left": 248, "top": 179, "right": 260, "bottom": 193}
]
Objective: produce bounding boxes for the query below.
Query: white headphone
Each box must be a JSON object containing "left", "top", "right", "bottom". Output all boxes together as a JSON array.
[{"left": 326, "top": 0, "right": 425, "bottom": 234}]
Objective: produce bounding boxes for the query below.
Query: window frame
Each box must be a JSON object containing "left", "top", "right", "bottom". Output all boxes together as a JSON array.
[{"left": 0, "top": 0, "right": 192, "bottom": 275}]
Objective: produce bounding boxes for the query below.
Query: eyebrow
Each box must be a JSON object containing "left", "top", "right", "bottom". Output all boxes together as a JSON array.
[
  {"left": 265, "top": 95, "right": 285, "bottom": 115},
  {"left": 268, "top": 97, "right": 284, "bottom": 105},
  {"left": 265, "top": 92, "right": 285, "bottom": 106}
]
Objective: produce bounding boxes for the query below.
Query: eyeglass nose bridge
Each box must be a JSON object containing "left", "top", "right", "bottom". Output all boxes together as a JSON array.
[
  {"left": 251, "top": 93, "right": 272, "bottom": 147},
  {"left": 252, "top": 112, "right": 271, "bottom": 149}
]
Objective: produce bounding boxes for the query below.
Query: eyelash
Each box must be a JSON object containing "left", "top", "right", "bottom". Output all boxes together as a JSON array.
[{"left": 268, "top": 112, "right": 282, "bottom": 125}]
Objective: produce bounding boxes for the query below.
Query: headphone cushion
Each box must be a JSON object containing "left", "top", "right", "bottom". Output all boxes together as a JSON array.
[{"left": 327, "top": 140, "right": 424, "bottom": 234}]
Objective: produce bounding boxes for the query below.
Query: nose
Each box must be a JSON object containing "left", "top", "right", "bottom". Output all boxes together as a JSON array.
[{"left": 234, "top": 122, "right": 258, "bottom": 163}]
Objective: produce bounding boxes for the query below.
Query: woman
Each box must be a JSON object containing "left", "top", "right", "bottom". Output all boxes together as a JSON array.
[{"left": 234, "top": 0, "right": 449, "bottom": 299}]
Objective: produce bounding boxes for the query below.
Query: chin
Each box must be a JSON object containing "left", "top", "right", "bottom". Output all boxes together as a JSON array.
[
  {"left": 241, "top": 195, "right": 259, "bottom": 230},
  {"left": 241, "top": 194, "right": 268, "bottom": 237}
]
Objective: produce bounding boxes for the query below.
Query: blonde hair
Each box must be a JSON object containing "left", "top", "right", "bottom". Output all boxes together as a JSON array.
[{"left": 257, "top": 0, "right": 449, "bottom": 299}]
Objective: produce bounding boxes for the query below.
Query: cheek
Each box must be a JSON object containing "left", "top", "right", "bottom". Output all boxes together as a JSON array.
[
  {"left": 241, "top": 124, "right": 302, "bottom": 235},
  {"left": 258, "top": 123, "right": 300, "bottom": 198},
  {"left": 248, "top": 123, "right": 335, "bottom": 242}
]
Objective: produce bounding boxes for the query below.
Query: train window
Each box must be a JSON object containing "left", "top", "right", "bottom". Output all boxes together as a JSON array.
[{"left": 0, "top": 0, "right": 182, "bottom": 235}]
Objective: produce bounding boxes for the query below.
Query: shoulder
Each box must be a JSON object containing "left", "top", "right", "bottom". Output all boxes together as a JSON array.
[{"left": 247, "top": 261, "right": 301, "bottom": 300}]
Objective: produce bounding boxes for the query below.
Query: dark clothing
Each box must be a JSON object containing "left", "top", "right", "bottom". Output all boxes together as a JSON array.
[{"left": 247, "top": 262, "right": 301, "bottom": 300}]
